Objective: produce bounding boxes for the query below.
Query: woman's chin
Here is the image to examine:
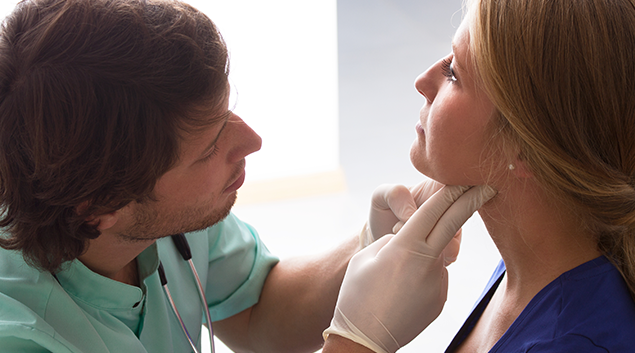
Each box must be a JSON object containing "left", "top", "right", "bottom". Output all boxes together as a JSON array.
[
  {"left": 409, "top": 144, "right": 426, "bottom": 171},
  {"left": 409, "top": 160, "right": 458, "bottom": 186},
  {"left": 409, "top": 145, "right": 461, "bottom": 184},
  {"left": 409, "top": 158, "right": 438, "bottom": 182}
]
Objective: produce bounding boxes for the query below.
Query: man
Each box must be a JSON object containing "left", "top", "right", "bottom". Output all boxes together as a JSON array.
[{"left": 0, "top": 0, "right": 494, "bottom": 352}]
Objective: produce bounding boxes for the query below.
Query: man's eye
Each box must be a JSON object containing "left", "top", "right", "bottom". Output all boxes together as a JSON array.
[{"left": 201, "top": 145, "right": 219, "bottom": 162}]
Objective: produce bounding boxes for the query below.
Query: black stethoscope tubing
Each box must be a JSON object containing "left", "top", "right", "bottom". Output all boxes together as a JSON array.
[{"left": 158, "top": 233, "right": 215, "bottom": 353}]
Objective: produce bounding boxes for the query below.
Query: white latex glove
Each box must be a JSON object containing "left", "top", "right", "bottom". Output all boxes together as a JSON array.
[
  {"left": 361, "top": 180, "right": 445, "bottom": 248},
  {"left": 324, "top": 184, "right": 497, "bottom": 353}
]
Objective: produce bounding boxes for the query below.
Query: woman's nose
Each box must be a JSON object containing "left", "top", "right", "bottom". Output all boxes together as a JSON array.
[{"left": 414, "top": 60, "right": 442, "bottom": 104}]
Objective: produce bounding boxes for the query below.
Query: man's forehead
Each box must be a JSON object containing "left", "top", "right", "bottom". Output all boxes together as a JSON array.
[{"left": 181, "top": 106, "right": 232, "bottom": 134}]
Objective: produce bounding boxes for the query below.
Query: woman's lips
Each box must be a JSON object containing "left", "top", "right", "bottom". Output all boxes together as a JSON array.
[{"left": 416, "top": 122, "right": 425, "bottom": 136}]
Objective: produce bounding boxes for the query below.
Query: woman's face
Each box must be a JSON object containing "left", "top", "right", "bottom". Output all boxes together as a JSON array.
[{"left": 410, "top": 18, "right": 501, "bottom": 186}]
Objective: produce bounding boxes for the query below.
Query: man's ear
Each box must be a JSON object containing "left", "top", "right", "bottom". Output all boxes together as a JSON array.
[
  {"left": 77, "top": 201, "right": 120, "bottom": 231},
  {"left": 84, "top": 212, "right": 119, "bottom": 231}
]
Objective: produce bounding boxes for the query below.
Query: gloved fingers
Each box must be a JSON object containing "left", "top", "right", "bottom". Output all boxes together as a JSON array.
[
  {"left": 442, "top": 229, "right": 462, "bottom": 266},
  {"left": 332, "top": 184, "right": 478, "bottom": 353},
  {"left": 388, "top": 179, "right": 443, "bottom": 233},
  {"left": 391, "top": 185, "right": 471, "bottom": 248},
  {"left": 389, "top": 180, "right": 447, "bottom": 234},
  {"left": 425, "top": 185, "right": 497, "bottom": 253},
  {"left": 367, "top": 210, "right": 398, "bottom": 240},
  {"left": 371, "top": 184, "right": 417, "bottom": 221},
  {"left": 352, "top": 233, "right": 394, "bottom": 263},
  {"left": 392, "top": 221, "right": 404, "bottom": 234},
  {"left": 409, "top": 179, "right": 445, "bottom": 207},
  {"left": 369, "top": 184, "right": 417, "bottom": 240},
  {"left": 390, "top": 219, "right": 458, "bottom": 235}
]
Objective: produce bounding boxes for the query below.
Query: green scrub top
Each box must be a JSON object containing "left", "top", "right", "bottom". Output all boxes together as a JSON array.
[{"left": 0, "top": 212, "right": 279, "bottom": 352}]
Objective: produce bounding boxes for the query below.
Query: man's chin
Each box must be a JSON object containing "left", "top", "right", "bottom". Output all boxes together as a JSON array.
[
  {"left": 121, "top": 192, "right": 237, "bottom": 242},
  {"left": 183, "top": 192, "right": 236, "bottom": 234}
]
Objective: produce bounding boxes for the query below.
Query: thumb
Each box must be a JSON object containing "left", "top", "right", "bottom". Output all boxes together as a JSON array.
[
  {"left": 393, "top": 185, "right": 496, "bottom": 255},
  {"left": 390, "top": 180, "right": 445, "bottom": 233},
  {"left": 388, "top": 193, "right": 417, "bottom": 223},
  {"left": 372, "top": 184, "right": 417, "bottom": 222}
]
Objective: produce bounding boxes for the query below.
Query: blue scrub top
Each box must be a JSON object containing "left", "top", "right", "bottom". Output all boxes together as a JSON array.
[
  {"left": 0, "top": 212, "right": 279, "bottom": 352},
  {"left": 445, "top": 256, "right": 635, "bottom": 352}
]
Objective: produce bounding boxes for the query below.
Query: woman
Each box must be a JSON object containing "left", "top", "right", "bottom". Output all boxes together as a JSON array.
[
  {"left": 425, "top": 0, "right": 635, "bottom": 351},
  {"left": 326, "top": 0, "right": 635, "bottom": 351}
]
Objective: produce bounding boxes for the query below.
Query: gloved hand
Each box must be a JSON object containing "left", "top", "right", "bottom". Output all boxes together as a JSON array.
[
  {"left": 324, "top": 184, "right": 497, "bottom": 353},
  {"left": 360, "top": 180, "right": 445, "bottom": 248}
]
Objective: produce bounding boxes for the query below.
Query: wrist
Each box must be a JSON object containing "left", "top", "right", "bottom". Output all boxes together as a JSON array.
[{"left": 323, "top": 334, "right": 377, "bottom": 353}]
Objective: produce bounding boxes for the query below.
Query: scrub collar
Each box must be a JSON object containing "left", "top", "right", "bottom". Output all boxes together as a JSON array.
[{"left": 55, "top": 243, "right": 160, "bottom": 310}]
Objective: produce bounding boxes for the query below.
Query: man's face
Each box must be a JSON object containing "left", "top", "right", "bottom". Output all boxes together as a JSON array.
[{"left": 119, "top": 108, "right": 262, "bottom": 241}]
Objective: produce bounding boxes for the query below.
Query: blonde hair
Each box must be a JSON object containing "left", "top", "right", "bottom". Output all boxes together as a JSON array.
[{"left": 467, "top": 0, "right": 635, "bottom": 298}]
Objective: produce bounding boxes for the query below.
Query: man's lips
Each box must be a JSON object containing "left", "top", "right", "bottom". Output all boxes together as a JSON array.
[
  {"left": 224, "top": 170, "right": 245, "bottom": 193},
  {"left": 224, "top": 161, "right": 246, "bottom": 193}
]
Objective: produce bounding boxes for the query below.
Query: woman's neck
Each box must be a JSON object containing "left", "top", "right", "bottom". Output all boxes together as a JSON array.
[{"left": 478, "top": 178, "right": 601, "bottom": 300}]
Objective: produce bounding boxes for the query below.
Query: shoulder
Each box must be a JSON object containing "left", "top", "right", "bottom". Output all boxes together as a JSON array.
[
  {"left": 0, "top": 247, "right": 55, "bottom": 319},
  {"left": 501, "top": 257, "right": 635, "bottom": 352},
  {"left": 162, "top": 213, "right": 278, "bottom": 321},
  {"left": 526, "top": 333, "right": 620, "bottom": 352},
  {"left": 556, "top": 257, "right": 635, "bottom": 323},
  {"left": 0, "top": 248, "right": 76, "bottom": 352},
  {"left": 204, "top": 212, "right": 259, "bottom": 244},
  {"left": 554, "top": 257, "right": 635, "bottom": 350}
]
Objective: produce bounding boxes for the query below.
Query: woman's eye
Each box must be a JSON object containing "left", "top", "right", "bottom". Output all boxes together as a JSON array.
[{"left": 441, "top": 58, "right": 458, "bottom": 84}]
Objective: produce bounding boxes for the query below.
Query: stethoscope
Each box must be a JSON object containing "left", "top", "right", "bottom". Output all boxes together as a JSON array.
[{"left": 157, "top": 233, "right": 215, "bottom": 353}]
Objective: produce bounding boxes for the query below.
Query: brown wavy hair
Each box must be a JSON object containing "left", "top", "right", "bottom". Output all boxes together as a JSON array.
[
  {"left": 0, "top": 0, "right": 230, "bottom": 272},
  {"left": 468, "top": 0, "right": 635, "bottom": 299}
]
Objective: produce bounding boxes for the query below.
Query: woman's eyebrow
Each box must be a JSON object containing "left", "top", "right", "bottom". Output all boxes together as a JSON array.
[{"left": 450, "top": 42, "right": 464, "bottom": 77}]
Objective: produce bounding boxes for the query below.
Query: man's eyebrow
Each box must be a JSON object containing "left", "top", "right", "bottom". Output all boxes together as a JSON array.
[{"left": 200, "top": 112, "right": 231, "bottom": 158}]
